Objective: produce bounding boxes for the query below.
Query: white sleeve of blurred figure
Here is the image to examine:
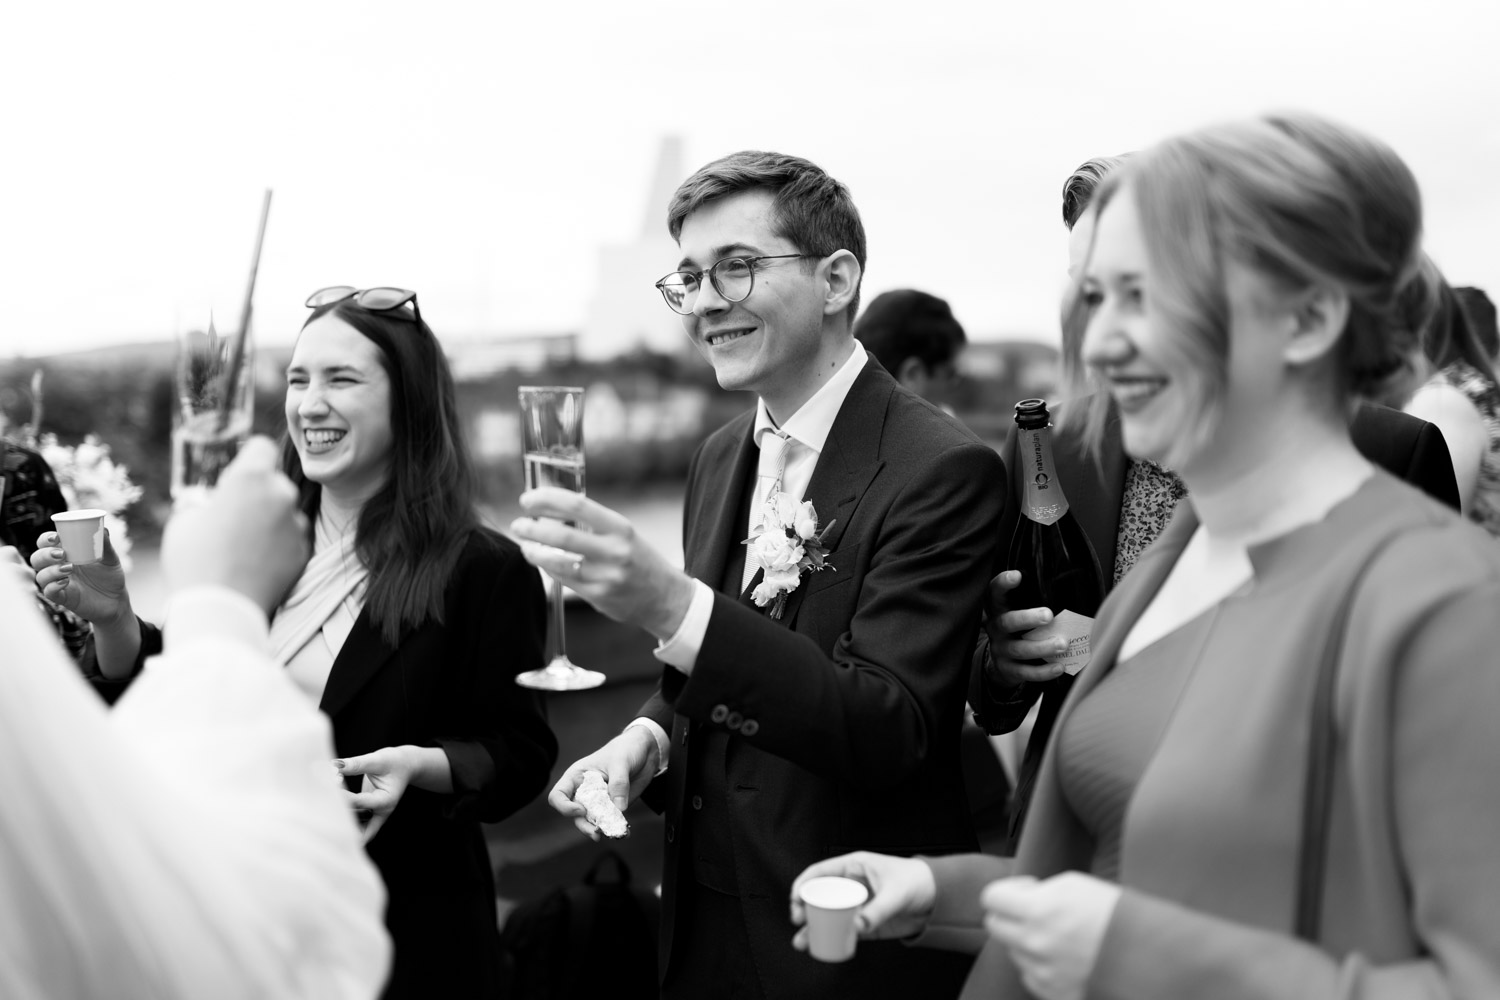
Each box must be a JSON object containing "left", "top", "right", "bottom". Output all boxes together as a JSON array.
[{"left": 0, "top": 573, "right": 390, "bottom": 1000}]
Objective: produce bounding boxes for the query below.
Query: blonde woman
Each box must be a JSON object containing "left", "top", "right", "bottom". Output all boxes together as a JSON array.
[{"left": 793, "top": 113, "right": 1500, "bottom": 999}]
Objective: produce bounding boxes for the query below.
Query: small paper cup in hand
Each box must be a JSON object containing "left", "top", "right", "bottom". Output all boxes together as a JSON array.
[
  {"left": 798, "top": 876, "right": 869, "bottom": 963},
  {"left": 51, "top": 509, "right": 107, "bottom": 564}
]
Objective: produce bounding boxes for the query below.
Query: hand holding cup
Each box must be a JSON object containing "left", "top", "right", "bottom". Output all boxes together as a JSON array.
[
  {"left": 790, "top": 851, "right": 939, "bottom": 958},
  {"left": 50, "top": 509, "right": 108, "bottom": 565},
  {"left": 796, "top": 876, "right": 870, "bottom": 962},
  {"left": 31, "top": 526, "right": 132, "bottom": 626}
]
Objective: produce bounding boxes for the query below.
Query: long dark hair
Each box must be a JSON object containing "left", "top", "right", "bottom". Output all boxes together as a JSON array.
[{"left": 281, "top": 298, "right": 479, "bottom": 645}]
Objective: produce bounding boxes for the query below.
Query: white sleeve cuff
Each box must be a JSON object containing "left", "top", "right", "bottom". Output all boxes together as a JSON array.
[
  {"left": 162, "top": 586, "right": 271, "bottom": 659},
  {"left": 626, "top": 718, "right": 671, "bottom": 776},
  {"left": 652, "top": 578, "right": 715, "bottom": 674}
]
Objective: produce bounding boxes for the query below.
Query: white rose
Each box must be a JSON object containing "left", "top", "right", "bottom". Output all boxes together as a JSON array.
[
  {"left": 768, "top": 491, "right": 804, "bottom": 530},
  {"left": 793, "top": 501, "right": 818, "bottom": 539},
  {"left": 751, "top": 567, "right": 803, "bottom": 607},
  {"left": 766, "top": 566, "right": 802, "bottom": 592},
  {"left": 751, "top": 530, "right": 805, "bottom": 573}
]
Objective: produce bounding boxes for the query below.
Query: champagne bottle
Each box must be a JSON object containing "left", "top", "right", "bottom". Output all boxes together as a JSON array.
[{"left": 1005, "top": 399, "right": 1106, "bottom": 675}]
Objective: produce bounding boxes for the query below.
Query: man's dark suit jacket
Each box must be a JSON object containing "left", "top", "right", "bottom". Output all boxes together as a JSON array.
[
  {"left": 88, "top": 528, "right": 558, "bottom": 1000},
  {"left": 971, "top": 400, "right": 1460, "bottom": 848},
  {"left": 641, "top": 357, "right": 1006, "bottom": 1000}
]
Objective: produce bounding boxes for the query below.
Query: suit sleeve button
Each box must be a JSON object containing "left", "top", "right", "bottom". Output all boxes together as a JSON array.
[
  {"left": 726, "top": 711, "right": 743, "bottom": 730},
  {"left": 691, "top": 795, "right": 703, "bottom": 810},
  {"left": 666, "top": 824, "right": 676, "bottom": 843},
  {"left": 710, "top": 704, "right": 729, "bottom": 723},
  {"left": 740, "top": 719, "right": 759, "bottom": 736}
]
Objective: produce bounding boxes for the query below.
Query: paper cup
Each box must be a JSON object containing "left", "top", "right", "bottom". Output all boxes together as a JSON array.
[
  {"left": 51, "top": 509, "right": 107, "bottom": 564},
  {"left": 798, "top": 876, "right": 869, "bottom": 963}
]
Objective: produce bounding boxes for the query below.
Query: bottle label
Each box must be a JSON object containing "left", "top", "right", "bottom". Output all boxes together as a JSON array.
[
  {"left": 1021, "top": 609, "right": 1094, "bottom": 675},
  {"left": 1019, "top": 426, "right": 1068, "bottom": 526}
]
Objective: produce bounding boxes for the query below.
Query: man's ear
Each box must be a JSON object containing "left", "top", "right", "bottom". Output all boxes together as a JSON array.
[
  {"left": 821, "top": 250, "right": 861, "bottom": 317},
  {"left": 1284, "top": 286, "right": 1351, "bottom": 367},
  {"left": 895, "top": 356, "right": 929, "bottom": 389}
]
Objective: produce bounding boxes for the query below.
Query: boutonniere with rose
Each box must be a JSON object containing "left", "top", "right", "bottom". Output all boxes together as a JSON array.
[{"left": 744, "top": 491, "right": 836, "bottom": 620}]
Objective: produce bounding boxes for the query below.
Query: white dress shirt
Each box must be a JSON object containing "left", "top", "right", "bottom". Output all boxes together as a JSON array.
[
  {"left": 631, "top": 340, "right": 868, "bottom": 770},
  {"left": 0, "top": 573, "right": 390, "bottom": 1000}
]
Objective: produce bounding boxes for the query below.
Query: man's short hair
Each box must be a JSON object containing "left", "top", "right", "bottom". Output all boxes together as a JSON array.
[
  {"left": 1455, "top": 286, "right": 1500, "bottom": 361},
  {"left": 1062, "top": 154, "right": 1130, "bottom": 229},
  {"left": 667, "top": 150, "right": 868, "bottom": 319},
  {"left": 854, "top": 289, "right": 966, "bottom": 374}
]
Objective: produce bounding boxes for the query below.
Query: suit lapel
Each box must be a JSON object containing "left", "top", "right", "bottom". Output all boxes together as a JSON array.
[
  {"left": 318, "top": 608, "right": 399, "bottom": 718},
  {"left": 1044, "top": 396, "right": 1128, "bottom": 584},
  {"left": 772, "top": 361, "right": 890, "bottom": 626},
  {"left": 1055, "top": 403, "right": 1129, "bottom": 584},
  {"left": 684, "top": 415, "right": 760, "bottom": 597}
]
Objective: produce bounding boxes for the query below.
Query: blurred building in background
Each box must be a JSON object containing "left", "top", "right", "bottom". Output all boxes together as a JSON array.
[
  {"left": 579, "top": 136, "right": 689, "bottom": 359},
  {"left": 0, "top": 137, "right": 1061, "bottom": 549}
]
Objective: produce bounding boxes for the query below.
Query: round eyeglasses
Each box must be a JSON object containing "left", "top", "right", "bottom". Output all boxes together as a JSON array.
[{"left": 654, "top": 255, "right": 812, "bottom": 315}]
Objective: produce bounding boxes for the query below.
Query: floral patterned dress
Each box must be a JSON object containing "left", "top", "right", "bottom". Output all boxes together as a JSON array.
[
  {"left": 1112, "top": 460, "right": 1190, "bottom": 584},
  {"left": 1434, "top": 360, "right": 1500, "bottom": 538}
]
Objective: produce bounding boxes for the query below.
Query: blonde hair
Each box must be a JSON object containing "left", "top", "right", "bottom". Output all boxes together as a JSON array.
[{"left": 1058, "top": 112, "right": 1427, "bottom": 461}]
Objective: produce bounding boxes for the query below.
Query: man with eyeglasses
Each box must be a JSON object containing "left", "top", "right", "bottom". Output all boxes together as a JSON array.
[{"left": 513, "top": 150, "right": 1004, "bottom": 999}]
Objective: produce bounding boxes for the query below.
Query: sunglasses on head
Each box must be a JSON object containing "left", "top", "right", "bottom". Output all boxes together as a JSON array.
[{"left": 305, "top": 286, "right": 422, "bottom": 326}]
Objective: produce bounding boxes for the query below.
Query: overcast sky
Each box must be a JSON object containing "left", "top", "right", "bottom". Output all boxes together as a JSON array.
[{"left": 6, "top": 0, "right": 1498, "bottom": 358}]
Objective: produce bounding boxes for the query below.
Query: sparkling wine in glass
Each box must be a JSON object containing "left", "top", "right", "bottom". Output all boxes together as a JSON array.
[{"left": 516, "top": 386, "right": 605, "bottom": 691}]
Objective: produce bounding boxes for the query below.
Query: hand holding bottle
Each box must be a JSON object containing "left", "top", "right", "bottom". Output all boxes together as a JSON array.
[
  {"left": 996, "top": 400, "right": 1107, "bottom": 688},
  {"left": 983, "top": 569, "right": 1073, "bottom": 688}
]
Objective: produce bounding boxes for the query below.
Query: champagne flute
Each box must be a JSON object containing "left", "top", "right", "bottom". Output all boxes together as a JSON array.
[{"left": 516, "top": 386, "right": 605, "bottom": 691}]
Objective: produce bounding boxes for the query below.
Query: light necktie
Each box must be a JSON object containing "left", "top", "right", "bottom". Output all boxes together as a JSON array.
[{"left": 743, "top": 428, "right": 793, "bottom": 590}]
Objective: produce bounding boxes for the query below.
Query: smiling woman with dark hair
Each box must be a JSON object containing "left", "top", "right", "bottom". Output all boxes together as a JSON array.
[{"left": 34, "top": 286, "right": 558, "bottom": 999}]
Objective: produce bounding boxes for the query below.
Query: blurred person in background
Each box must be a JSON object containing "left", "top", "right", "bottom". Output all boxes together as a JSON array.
[
  {"left": 2, "top": 437, "right": 389, "bottom": 999},
  {"left": 1455, "top": 285, "right": 1499, "bottom": 363},
  {"left": 1, "top": 432, "right": 67, "bottom": 560},
  {"left": 970, "top": 149, "right": 1461, "bottom": 850},
  {"left": 2, "top": 432, "right": 92, "bottom": 658},
  {"left": 1403, "top": 272, "right": 1500, "bottom": 534},
  {"left": 854, "top": 288, "right": 968, "bottom": 410},
  {"left": 798, "top": 110, "right": 1500, "bottom": 999},
  {"left": 516, "top": 150, "right": 1005, "bottom": 999},
  {"left": 1063, "top": 154, "right": 1131, "bottom": 282},
  {"left": 32, "top": 287, "right": 558, "bottom": 1000},
  {"left": 852, "top": 288, "right": 1006, "bottom": 844}
]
